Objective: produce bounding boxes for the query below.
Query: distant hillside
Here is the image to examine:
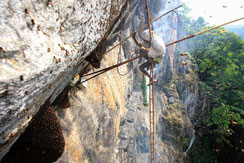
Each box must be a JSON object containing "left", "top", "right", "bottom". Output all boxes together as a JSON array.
[{"left": 225, "top": 25, "right": 244, "bottom": 40}]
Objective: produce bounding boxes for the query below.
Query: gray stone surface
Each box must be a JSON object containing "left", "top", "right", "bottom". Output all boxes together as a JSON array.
[
  {"left": 126, "top": 108, "right": 136, "bottom": 123},
  {"left": 168, "top": 97, "right": 175, "bottom": 104},
  {"left": 56, "top": 0, "right": 200, "bottom": 162},
  {"left": 0, "top": 0, "right": 209, "bottom": 162},
  {"left": 0, "top": 0, "right": 126, "bottom": 160}
]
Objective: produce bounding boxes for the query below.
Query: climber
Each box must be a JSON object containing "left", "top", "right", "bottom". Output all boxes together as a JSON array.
[{"left": 132, "top": 29, "right": 166, "bottom": 85}]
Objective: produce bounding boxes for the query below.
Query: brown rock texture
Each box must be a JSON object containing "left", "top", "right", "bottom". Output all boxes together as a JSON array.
[{"left": 0, "top": 0, "right": 126, "bottom": 159}]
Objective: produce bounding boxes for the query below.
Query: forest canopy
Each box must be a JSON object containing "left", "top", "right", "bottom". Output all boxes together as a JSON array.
[{"left": 179, "top": 4, "right": 244, "bottom": 162}]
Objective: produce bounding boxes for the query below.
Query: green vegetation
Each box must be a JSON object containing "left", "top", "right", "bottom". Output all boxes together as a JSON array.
[
  {"left": 169, "top": 103, "right": 181, "bottom": 110},
  {"left": 177, "top": 136, "right": 190, "bottom": 151},
  {"left": 141, "top": 74, "right": 148, "bottom": 106},
  {"left": 192, "top": 136, "right": 214, "bottom": 163},
  {"left": 179, "top": 4, "right": 244, "bottom": 162},
  {"left": 165, "top": 75, "right": 178, "bottom": 88}
]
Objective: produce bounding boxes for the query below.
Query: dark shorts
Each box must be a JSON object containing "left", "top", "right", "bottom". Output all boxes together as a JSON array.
[{"left": 139, "top": 49, "right": 149, "bottom": 60}]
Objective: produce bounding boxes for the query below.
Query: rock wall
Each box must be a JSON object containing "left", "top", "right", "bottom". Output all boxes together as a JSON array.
[
  {"left": 0, "top": 0, "right": 126, "bottom": 160},
  {"left": 54, "top": 0, "right": 202, "bottom": 162},
  {"left": 0, "top": 0, "right": 208, "bottom": 162}
]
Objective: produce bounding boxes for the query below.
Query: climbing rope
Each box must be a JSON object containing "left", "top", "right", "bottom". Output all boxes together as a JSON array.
[
  {"left": 166, "top": 17, "right": 244, "bottom": 47},
  {"left": 145, "top": 0, "right": 152, "bottom": 43},
  {"left": 117, "top": 9, "right": 133, "bottom": 76},
  {"left": 82, "top": 16, "right": 244, "bottom": 84},
  {"left": 101, "top": 5, "right": 183, "bottom": 58},
  {"left": 80, "top": 16, "right": 244, "bottom": 163},
  {"left": 81, "top": 13, "right": 244, "bottom": 84},
  {"left": 81, "top": 54, "right": 140, "bottom": 84},
  {"left": 80, "top": 13, "right": 244, "bottom": 163},
  {"left": 148, "top": 64, "right": 155, "bottom": 163}
]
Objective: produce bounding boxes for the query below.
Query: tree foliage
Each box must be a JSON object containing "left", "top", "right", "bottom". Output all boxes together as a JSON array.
[
  {"left": 141, "top": 74, "right": 148, "bottom": 106},
  {"left": 179, "top": 4, "right": 244, "bottom": 162}
]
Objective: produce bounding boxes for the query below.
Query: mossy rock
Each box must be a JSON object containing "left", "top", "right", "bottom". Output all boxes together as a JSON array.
[{"left": 169, "top": 103, "right": 182, "bottom": 110}]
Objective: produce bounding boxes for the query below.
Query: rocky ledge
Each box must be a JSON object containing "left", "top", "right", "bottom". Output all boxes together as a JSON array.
[{"left": 0, "top": 0, "right": 126, "bottom": 159}]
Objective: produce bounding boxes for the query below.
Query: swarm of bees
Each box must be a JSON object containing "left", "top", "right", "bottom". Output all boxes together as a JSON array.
[
  {"left": 47, "top": 0, "right": 52, "bottom": 6},
  {"left": 25, "top": 91, "right": 29, "bottom": 95},
  {"left": 37, "top": 25, "right": 41, "bottom": 31},
  {"left": 31, "top": 19, "right": 35, "bottom": 25},
  {"left": 24, "top": 9, "right": 29, "bottom": 15},
  {"left": 180, "top": 53, "right": 187, "bottom": 56},
  {"left": 53, "top": 56, "right": 59, "bottom": 63},
  {"left": 182, "top": 61, "right": 187, "bottom": 65},
  {"left": 20, "top": 75, "right": 24, "bottom": 81},
  {"left": 180, "top": 53, "right": 188, "bottom": 66},
  {"left": 0, "top": 47, "right": 5, "bottom": 53},
  {"left": 232, "top": 121, "right": 237, "bottom": 125}
]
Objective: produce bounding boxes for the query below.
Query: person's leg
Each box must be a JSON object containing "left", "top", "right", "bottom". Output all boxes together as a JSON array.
[
  {"left": 139, "top": 61, "right": 151, "bottom": 78},
  {"left": 139, "top": 61, "right": 156, "bottom": 86},
  {"left": 148, "top": 62, "right": 156, "bottom": 85},
  {"left": 139, "top": 48, "right": 149, "bottom": 56}
]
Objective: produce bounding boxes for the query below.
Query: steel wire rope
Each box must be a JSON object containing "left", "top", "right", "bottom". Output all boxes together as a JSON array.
[{"left": 116, "top": 8, "right": 134, "bottom": 76}]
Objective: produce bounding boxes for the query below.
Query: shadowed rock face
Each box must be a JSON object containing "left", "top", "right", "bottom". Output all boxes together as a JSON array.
[
  {"left": 0, "top": 0, "right": 126, "bottom": 159},
  {"left": 1, "top": 106, "right": 64, "bottom": 163},
  {"left": 0, "top": 0, "right": 208, "bottom": 162}
]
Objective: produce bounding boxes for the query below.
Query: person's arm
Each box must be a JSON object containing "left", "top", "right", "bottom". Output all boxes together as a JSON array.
[
  {"left": 132, "top": 32, "right": 149, "bottom": 56},
  {"left": 132, "top": 32, "right": 144, "bottom": 48}
]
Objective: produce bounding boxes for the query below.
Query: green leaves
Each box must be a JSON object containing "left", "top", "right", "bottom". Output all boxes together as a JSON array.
[
  {"left": 141, "top": 74, "right": 148, "bottom": 106},
  {"left": 209, "top": 105, "right": 243, "bottom": 144},
  {"left": 180, "top": 4, "right": 244, "bottom": 159},
  {"left": 177, "top": 136, "right": 190, "bottom": 151}
]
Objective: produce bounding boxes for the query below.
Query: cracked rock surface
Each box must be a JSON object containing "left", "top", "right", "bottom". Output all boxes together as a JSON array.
[
  {"left": 0, "top": 0, "right": 126, "bottom": 159},
  {"left": 0, "top": 0, "right": 210, "bottom": 162}
]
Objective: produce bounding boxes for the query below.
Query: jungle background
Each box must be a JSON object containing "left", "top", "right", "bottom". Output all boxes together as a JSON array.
[{"left": 179, "top": 4, "right": 244, "bottom": 163}]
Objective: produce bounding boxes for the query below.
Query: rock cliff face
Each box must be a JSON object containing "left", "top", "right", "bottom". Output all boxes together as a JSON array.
[
  {"left": 0, "top": 0, "right": 207, "bottom": 162},
  {"left": 0, "top": 0, "right": 126, "bottom": 160},
  {"left": 54, "top": 0, "right": 202, "bottom": 162}
]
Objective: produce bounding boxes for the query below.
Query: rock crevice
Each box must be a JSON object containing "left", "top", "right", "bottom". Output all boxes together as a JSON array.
[{"left": 0, "top": 0, "right": 127, "bottom": 160}]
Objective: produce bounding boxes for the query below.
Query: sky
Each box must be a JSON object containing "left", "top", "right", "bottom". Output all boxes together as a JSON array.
[{"left": 180, "top": 0, "right": 244, "bottom": 26}]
